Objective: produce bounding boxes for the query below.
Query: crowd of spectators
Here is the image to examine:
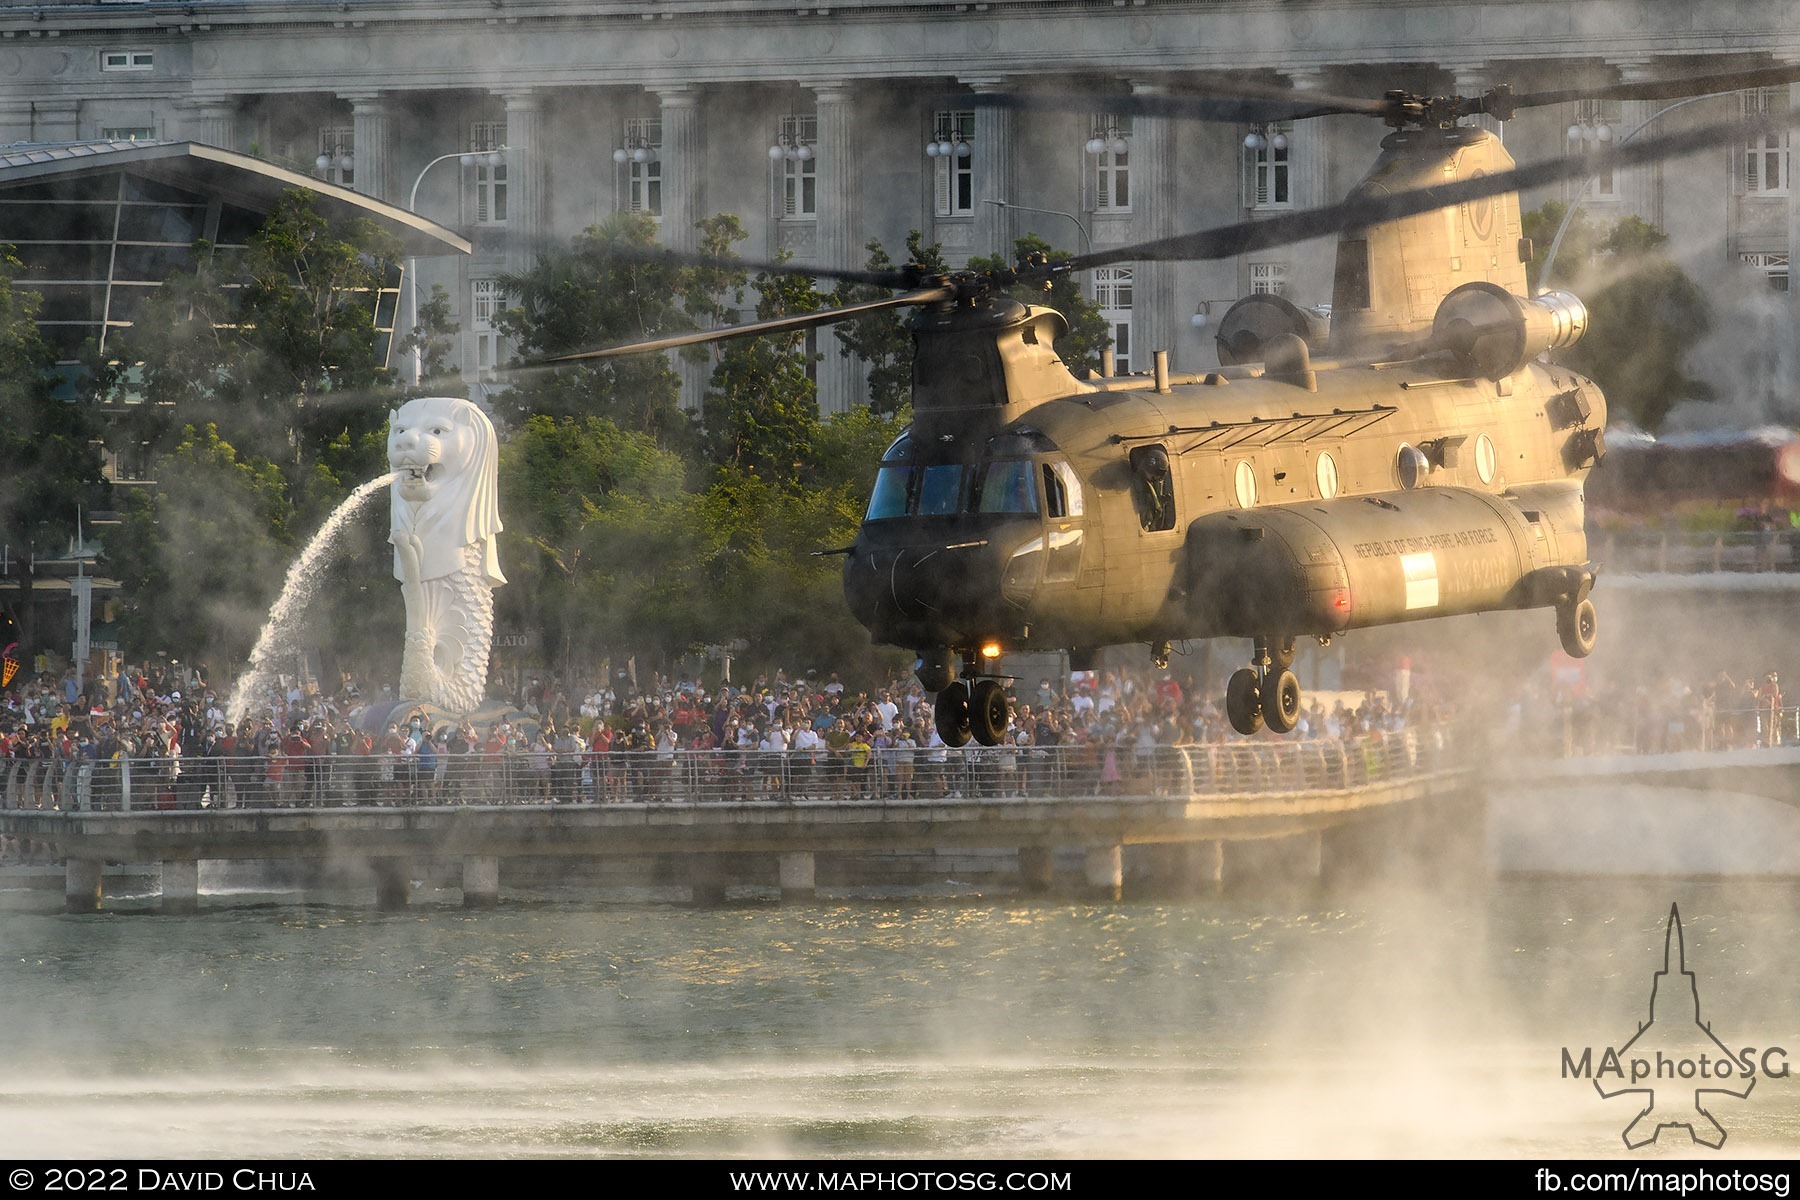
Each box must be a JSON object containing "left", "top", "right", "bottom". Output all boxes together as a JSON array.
[{"left": 0, "top": 646, "right": 1792, "bottom": 824}]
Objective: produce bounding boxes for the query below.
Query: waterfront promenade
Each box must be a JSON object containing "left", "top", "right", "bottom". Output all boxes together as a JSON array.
[{"left": 0, "top": 730, "right": 1472, "bottom": 911}]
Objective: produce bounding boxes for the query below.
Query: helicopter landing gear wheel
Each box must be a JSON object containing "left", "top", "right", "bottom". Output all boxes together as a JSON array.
[
  {"left": 1557, "top": 597, "right": 1598, "bottom": 659},
  {"left": 1225, "top": 668, "right": 1264, "bottom": 736},
  {"left": 934, "top": 682, "right": 972, "bottom": 748},
  {"left": 969, "top": 678, "right": 1009, "bottom": 747},
  {"left": 1261, "top": 668, "right": 1302, "bottom": 734}
]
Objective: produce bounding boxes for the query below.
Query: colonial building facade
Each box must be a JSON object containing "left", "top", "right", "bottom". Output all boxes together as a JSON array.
[{"left": 1, "top": 0, "right": 1794, "bottom": 415}]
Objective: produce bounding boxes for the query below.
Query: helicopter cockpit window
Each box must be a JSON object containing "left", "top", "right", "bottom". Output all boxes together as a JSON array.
[
  {"left": 1128, "top": 444, "right": 1176, "bottom": 533},
  {"left": 974, "top": 459, "right": 1038, "bottom": 515},
  {"left": 916, "top": 464, "right": 965, "bottom": 516},
  {"left": 865, "top": 466, "right": 911, "bottom": 520},
  {"left": 1042, "top": 462, "right": 1084, "bottom": 519}
]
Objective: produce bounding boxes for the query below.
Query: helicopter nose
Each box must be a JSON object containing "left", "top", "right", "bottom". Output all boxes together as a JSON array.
[{"left": 845, "top": 541, "right": 1002, "bottom": 637}]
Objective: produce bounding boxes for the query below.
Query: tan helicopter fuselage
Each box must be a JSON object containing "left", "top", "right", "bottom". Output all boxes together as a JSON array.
[{"left": 844, "top": 302, "right": 1606, "bottom": 666}]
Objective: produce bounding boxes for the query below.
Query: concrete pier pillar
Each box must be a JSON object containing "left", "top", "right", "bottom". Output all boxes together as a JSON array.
[
  {"left": 1082, "top": 844, "right": 1122, "bottom": 902},
  {"left": 371, "top": 858, "right": 411, "bottom": 910},
  {"left": 65, "top": 859, "right": 102, "bottom": 913},
  {"left": 161, "top": 860, "right": 200, "bottom": 914},
  {"left": 777, "top": 851, "right": 816, "bottom": 903},
  {"left": 690, "top": 853, "right": 730, "bottom": 907},
  {"left": 462, "top": 856, "right": 501, "bottom": 908},
  {"left": 1018, "top": 845, "right": 1055, "bottom": 893}
]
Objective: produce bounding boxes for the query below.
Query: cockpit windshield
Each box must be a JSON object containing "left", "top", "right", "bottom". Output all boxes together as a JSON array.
[{"left": 864, "top": 458, "right": 1042, "bottom": 520}]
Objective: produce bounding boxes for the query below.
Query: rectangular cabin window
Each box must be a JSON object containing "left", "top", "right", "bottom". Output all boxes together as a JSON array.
[
  {"left": 1334, "top": 238, "right": 1371, "bottom": 310},
  {"left": 1044, "top": 461, "right": 1084, "bottom": 518}
]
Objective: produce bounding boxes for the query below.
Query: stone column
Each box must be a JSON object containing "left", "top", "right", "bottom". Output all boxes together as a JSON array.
[
  {"left": 180, "top": 99, "right": 237, "bottom": 150},
  {"left": 1612, "top": 60, "right": 1664, "bottom": 230},
  {"left": 344, "top": 92, "right": 394, "bottom": 203},
  {"left": 161, "top": 860, "right": 200, "bottom": 915},
  {"left": 777, "top": 850, "right": 816, "bottom": 902},
  {"left": 814, "top": 80, "right": 863, "bottom": 414},
  {"left": 965, "top": 78, "right": 1015, "bottom": 260},
  {"left": 1129, "top": 80, "right": 1178, "bottom": 371},
  {"left": 1444, "top": 62, "right": 1497, "bottom": 136},
  {"left": 656, "top": 86, "right": 709, "bottom": 411},
  {"left": 1284, "top": 69, "right": 1332, "bottom": 210},
  {"left": 656, "top": 85, "right": 703, "bottom": 253},
  {"left": 500, "top": 90, "right": 547, "bottom": 277}
]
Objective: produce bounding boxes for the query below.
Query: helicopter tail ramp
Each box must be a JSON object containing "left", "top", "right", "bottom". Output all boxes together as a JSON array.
[{"left": 1182, "top": 484, "right": 1587, "bottom": 637}]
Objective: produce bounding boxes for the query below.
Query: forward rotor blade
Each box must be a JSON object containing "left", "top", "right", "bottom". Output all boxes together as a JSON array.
[
  {"left": 546, "top": 285, "right": 957, "bottom": 362},
  {"left": 971, "top": 87, "right": 1384, "bottom": 125},
  {"left": 592, "top": 241, "right": 924, "bottom": 291},
  {"left": 1069, "top": 113, "right": 1797, "bottom": 270}
]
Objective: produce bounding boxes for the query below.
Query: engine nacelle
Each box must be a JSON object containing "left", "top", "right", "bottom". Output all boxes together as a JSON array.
[
  {"left": 1183, "top": 487, "right": 1583, "bottom": 638},
  {"left": 1431, "top": 282, "right": 1587, "bottom": 380}
]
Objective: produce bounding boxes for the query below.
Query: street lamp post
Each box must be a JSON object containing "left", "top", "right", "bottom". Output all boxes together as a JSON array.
[
  {"left": 982, "top": 199, "right": 1092, "bottom": 257},
  {"left": 405, "top": 147, "right": 505, "bottom": 386},
  {"left": 1538, "top": 93, "right": 1723, "bottom": 292}
]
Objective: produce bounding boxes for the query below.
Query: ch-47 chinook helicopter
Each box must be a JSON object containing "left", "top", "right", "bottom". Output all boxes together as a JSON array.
[{"left": 556, "top": 65, "right": 1800, "bottom": 745}]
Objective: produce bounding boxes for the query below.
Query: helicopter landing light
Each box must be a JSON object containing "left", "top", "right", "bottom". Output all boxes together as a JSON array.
[{"left": 980, "top": 641, "right": 1003, "bottom": 660}]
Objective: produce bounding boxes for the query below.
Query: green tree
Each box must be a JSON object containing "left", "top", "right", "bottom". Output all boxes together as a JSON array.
[
  {"left": 1522, "top": 204, "right": 1713, "bottom": 430},
  {"left": 701, "top": 262, "right": 823, "bottom": 488},
  {"left": 105, "top": 424, "right": 292, "bottom": 664},
  {"left": 492, "top": 212, "right": 750, "bottom": 454},
  {"left": 829, "top": 232, "right": 949, "bottom": 416}
]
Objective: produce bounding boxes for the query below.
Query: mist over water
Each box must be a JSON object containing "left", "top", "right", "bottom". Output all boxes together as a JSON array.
[
  {"left": 2, "top": 878, "right": 1796, "bottom": 1159},
  {"left": 227, "top": 472, "right": 398, "bottom": 728}
]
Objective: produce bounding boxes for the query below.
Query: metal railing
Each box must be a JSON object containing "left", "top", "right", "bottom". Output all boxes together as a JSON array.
[
  {"left": 1507, "top": 702, "right": 1800, "bottom": 759},
  {"left": 1595, "top": 529, "right": 1800, "bottom": 574},
  {"left": 0, "top": 728, "right": 1460, "bottom": 813}
]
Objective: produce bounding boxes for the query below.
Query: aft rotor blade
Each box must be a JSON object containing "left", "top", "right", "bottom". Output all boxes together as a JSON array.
[
  {"left": 1506, "top": 63, "right": 1800, "bottom": 112},
  {"left": 1069, "top": 113, "right": 1799, "bottom": 269},
  {"left": 547, "top": 285, "right": 957, "bottom": 362}
]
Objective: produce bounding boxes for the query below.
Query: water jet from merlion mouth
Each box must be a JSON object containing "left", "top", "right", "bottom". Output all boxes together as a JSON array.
[{"left": 226, "top": 471, "right": 399, "bottom": 728}]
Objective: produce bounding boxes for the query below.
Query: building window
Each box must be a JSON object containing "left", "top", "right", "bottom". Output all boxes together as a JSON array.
[
  {"left": 469, "top": 121, "right": 507, "bottom": 224},
  {"left": 1244, "top": 123, "right": 1292, "bottom": 209},
  {"left": 1250, "top": 261, "right": 1289, "bottom": 296},
  {"left": 317, "top": 126, "right": 354, "bottom": 188},
  {"left": 1092, "top": 267, "right": 1133, "bottom": 375},
  {"left": 101, "top": 50, "right": 154, "bottom": 72},
  {"left": 1742, "top": 89, "right": 1790, "bottom": 195},
  {"left": 932, "top": 110, "right": 976, "bottom": 218},
  {"left": 470, "top": 278, "right": 506, "bottom": 377},
  {"left": 1089, "top": 115, "right": 1131, "bottom": 213},
  {"left": 102, "top": 127, "right": 156, "bottom": 143},
  {"left": 773, "top": 114, "right": 817, "bottom": 219},
  {"left": 617, "top": 116, "right": 663, "bottom": 219},
  {"left": 1742, "top": 252, "right": 1790, "bottom": 292}
]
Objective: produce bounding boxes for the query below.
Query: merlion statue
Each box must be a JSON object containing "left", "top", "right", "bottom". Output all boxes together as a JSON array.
[{"left": 388, "top": 396, "right": 505, "bottom": 714}]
